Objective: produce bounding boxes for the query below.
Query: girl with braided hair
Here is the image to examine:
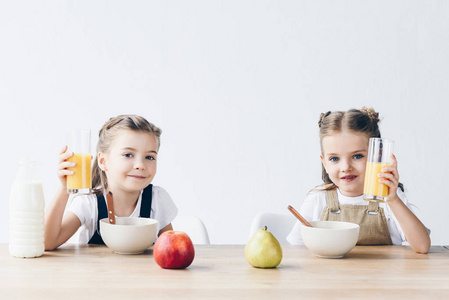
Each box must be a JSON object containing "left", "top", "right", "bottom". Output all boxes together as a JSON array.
[
  {"left": 287, "top": 107, "right": 430, "bottom": 253},
  {"left": 45, "top": 115, "right": 177, "bottom": 250}
]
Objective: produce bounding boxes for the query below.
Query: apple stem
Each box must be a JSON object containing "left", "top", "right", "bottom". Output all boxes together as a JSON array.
[{"left": 264, "top": 226, "right": 267, "bottom": 231}]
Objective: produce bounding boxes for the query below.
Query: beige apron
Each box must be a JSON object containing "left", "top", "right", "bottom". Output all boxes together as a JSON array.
[{"left": 319, "top": 189, "right": 392, "bottom": 245}]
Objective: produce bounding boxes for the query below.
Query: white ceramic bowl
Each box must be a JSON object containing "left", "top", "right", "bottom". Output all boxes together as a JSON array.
[
  {"left": 100, "top": 217, "right": 158, "bottom": 254},
  {"left": 301, "top": 221, "right": 360, "bottom": 258}
]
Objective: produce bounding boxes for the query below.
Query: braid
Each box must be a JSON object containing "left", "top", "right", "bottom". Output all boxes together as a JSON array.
[{"left": 360, "top": 106, "right": 380, "bottom": 124}]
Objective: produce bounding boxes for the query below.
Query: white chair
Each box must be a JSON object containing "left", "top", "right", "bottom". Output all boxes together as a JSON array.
[
  {"left": 172, "top": 215, "right": 211, "bottom": 245},
  {"left": 249, "top": 212, "right": 296, "bottom": 245}
]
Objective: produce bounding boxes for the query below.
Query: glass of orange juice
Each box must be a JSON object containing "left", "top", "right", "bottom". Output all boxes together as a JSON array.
[
  {"left": 66, "top": 129, "right": 92, "bottom": 194},
  {"left": 363, "top": 138, "right": 394, "bottom": 202}
]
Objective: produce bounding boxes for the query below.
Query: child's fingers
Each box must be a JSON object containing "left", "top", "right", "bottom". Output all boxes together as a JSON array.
[
  {"left": 59, "top": 149, "right": 74, "bottom": 163},
  {"left": 378, "top": 154, "right": 400, "bottom": 198},
  {"left": 390, "top": 154, "right": 397, "bottom": 167},
  {"left": 57, "top": 162, "right": 75, "bottom": 178},
  {"left": 56, "top": 148, "right": 75, "bottom": 178},
  {"left": 58, "top": 161, "right": 76, "bottom": 170},
  {"left": 378, "top": 171, "right": 399, "bottom": 198},
  {"left": 381, "top": 155, "right": 399, "bottom": 180},
  {"left": 57, "top": 169, "right": 74, "bottom": 177},
  {"left": 378, "top": 178, "right": 393, "bottom": 188},
  {"left": 378, "top": 172, "right": 398, "bottom": 185},
  {"left": 381, "top": 154, "right": 397, "bottom": 171},
  {"left": 379, "top": 179, "right": 398, "bottom": 199},
  {"left": 59, "top": 145, "right": 68, "bottom": 155},
  {"left": 379, "top": 166, "right": 399, "bottom": 179}
]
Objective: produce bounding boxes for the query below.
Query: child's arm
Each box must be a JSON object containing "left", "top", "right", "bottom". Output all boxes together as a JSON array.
[
  {"left": 44, "top": 146, "right": 82, "bottom": 250},
  {"left": 379, "top": 154, "right": 431, "bottom": 254},
  {"left": 387, "top": 195, "right": 430, "bottom": 253},
  {"left": 44, "top": 186, "right": 81, "bottom": 250}
]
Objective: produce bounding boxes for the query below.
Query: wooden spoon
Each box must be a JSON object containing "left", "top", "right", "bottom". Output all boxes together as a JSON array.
[
  {"left": 106, "top": 191, "right": 116, "bottom": 224},
  {"left": 287, "top": 205, "right": 313, "bottom": 227}
]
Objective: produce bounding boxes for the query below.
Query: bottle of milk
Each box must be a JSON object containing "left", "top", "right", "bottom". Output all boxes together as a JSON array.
[{"left": 9, "top": 156, "right": 45, "bottom": 258}]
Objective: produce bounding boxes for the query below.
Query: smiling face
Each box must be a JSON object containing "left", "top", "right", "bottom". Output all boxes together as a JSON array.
[
  {"left": 320, "top": 130, "right": 369, "bottom": 197},
  {"left": 98, "top": 129, "right": 158, "bottom": 194}
]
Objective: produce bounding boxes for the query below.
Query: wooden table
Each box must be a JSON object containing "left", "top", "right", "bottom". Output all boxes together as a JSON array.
[{"left": 1, "top": 244, "right": 449, "bottom": 299}]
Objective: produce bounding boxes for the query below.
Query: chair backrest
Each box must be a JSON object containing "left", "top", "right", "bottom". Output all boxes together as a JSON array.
[
  {"left": 172, "top": 215, "right": 211, "bottom": 245},
  {"left": 249, "top": 212, "right": 296, "bottom": 245}
]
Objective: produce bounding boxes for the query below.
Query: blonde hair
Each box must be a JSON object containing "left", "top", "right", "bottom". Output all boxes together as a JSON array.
[
  {"left": 317, "top": 107, "right": 385, "bottom": 191},
  {"left": 91, "top": 115, "right": 162, "bottom": 193}
]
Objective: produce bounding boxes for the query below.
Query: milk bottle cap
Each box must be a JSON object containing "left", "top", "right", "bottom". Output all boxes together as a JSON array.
[{"left": 16, "top": 156, "right": 39, "bottom": 182}]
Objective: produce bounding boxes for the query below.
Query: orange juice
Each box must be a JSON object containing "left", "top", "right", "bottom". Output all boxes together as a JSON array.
[
  {"left": 67, "top": 153, "right": 92, "bottom": 192},
  {"left": 363, "top": 162, "right": 391, "bottom": 202}
]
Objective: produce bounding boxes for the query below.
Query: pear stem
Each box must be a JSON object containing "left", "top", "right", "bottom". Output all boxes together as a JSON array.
[{"left": 264, "top": 226, "right": 267, "bottom": 231}]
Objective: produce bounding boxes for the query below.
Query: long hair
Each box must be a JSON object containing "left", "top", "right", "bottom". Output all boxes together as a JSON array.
[
  {"left": 91, "top": 115, "right": 162, "bottom": 193},
  {"left": 317, "top": 107, "right": 404, "bottom": 192}
]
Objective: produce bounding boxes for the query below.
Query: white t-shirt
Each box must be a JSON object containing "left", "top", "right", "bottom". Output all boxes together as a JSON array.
[
  {"left": 286, "top": 188, "right": 429, "bottom": 245},
  {"left": 67, "top": 185, "right": 178, "bottom": 243}
]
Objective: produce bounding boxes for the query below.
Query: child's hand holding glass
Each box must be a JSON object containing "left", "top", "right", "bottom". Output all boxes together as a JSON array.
[
  {"left": 56, "top": 145, "right": 75, "bottom": 189},
  {"left": 378, "top": 154, "right": 401, "bottom": 203}
]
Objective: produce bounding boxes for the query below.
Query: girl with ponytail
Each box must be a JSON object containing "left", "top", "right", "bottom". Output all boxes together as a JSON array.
[{"left": 45, "top": 115, "right": 178, "bottom": 250}]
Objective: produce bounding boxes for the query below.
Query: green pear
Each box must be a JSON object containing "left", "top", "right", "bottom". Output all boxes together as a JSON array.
[{"left": 245, "top": 226, "right": 282, "bottom": 268}]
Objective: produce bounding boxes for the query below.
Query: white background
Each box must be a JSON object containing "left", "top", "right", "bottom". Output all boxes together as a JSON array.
[{"left": 1, "top": 1, "right": 448, "bottom": 245}]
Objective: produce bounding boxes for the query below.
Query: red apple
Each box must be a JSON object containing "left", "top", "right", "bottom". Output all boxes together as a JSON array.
[{"left": 153, "top": 231, "right": 195, "bottom": 269}]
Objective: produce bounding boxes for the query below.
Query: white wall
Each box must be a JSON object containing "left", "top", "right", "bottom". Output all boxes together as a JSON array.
[{"left": 1, "top": 1, "right": 448, "bottom": 245}]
